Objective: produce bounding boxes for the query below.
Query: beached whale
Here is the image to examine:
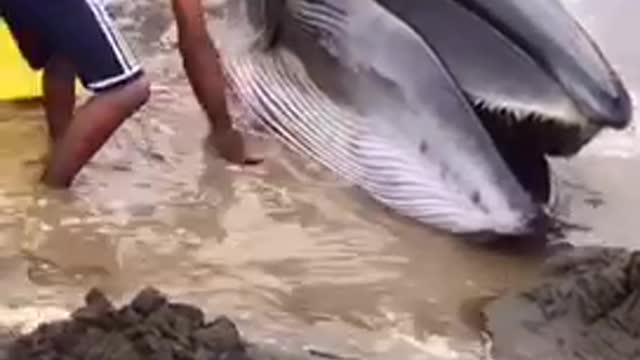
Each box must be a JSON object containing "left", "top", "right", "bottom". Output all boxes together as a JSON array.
[{"left": 209, "top": 0, "right": 631, "bottom": 238}]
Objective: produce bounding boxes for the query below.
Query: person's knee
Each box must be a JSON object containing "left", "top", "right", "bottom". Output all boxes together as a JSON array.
[
  {"left": 101, "top": 75, "right": 151, "bottom": 110},
  {"left": 124, "top": 75, "right": 151, "bottom": 108}
]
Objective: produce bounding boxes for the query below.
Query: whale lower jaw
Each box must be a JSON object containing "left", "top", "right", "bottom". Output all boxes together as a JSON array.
[{"left": 219, "top": 52, "right": 545, "bottom": 238}]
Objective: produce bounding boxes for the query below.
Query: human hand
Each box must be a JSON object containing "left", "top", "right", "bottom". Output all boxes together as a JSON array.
[{"left": 209, "top": 128, "right": 263, "bottom": 165}]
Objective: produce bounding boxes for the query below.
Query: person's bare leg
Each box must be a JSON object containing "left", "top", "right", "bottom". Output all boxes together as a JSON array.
[
  {"left": 42, "top": 77, "right": 150, "bottom": 188},
  {"left": 43, "top": 56, "right": 76, "bottom": 141}
]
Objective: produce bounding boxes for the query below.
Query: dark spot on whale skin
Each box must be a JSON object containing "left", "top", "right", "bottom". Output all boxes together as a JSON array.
[
  {"left": 419, "top": 140, "right": 429, "bottom": 154},
  {"left": 471, "top": 191, "right": 489, "bottom": 213},
  {"left": 440, "top": 164, "right": 450, "bottom": 180},
  {"left": 471, "top": 191, "right": 481, "bottom": 205},
  {"left": 471, "top": 191, "right": 482, "bottom": 207}
]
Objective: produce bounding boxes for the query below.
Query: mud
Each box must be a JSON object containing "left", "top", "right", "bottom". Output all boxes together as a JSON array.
[
  {"left": 5, "top": 287, "right": 251, "bottom": 360},
  {"left": 0, "top": 1, "right": 637, "bottom": 359},
  {"left": 484, "top": 246, "right": 640, "bottom": 360}
]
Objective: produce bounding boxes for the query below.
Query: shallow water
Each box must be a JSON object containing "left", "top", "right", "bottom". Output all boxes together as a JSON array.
[{"left": 0, "top": 1, "right": 637, "bottom": 358}]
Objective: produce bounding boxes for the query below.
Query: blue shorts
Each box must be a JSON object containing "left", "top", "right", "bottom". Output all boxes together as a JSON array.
[{"left": 0, "top": 0, "right": 143, "bottom": 93}]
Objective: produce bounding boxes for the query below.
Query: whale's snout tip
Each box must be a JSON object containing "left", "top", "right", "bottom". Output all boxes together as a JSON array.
[{"left": 595, "top": 87, "right": 633, "bottom": 130}]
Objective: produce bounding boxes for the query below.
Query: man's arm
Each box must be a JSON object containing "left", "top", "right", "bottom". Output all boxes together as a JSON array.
[
  {"left": 171, "top": 0, "right": 261, "bottom": 164},
  {"left": 171, "top": 0, "right": 232, "bottom": 132}
]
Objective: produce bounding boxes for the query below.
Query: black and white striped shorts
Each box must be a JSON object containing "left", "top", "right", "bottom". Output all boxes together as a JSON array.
[{"left": 0, "top": 0, "right": 143, "bottom": 93}]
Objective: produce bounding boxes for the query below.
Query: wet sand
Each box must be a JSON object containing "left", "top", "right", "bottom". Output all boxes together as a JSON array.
[{"left": 0, "top": 1, "right": 637, "bottom": 358}]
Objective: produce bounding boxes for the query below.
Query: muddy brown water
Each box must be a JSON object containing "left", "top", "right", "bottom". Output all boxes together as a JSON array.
[{"left": 0, "top": 1, "right": 637, "bottom": 358}]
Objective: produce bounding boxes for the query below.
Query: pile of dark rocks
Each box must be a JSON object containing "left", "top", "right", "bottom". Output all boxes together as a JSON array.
[
  {"left": 6, "top": 287, "right": 252, "bottom": 360},
  {"left": 484, "top": 246, "right": 640, "bottom": 360}
]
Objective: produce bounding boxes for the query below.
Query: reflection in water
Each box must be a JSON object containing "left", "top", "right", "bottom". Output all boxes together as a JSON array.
[{"left": 0, "top": 1, "right": 637, "bottom": 358}]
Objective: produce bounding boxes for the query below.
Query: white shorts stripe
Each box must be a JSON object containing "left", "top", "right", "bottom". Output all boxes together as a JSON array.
[
  {"left": 80, "top": 0, "right": 143, "bottom": 92},
  {"left": 92, "top": 0, "right": 138, "bottom": 70},
  {"left": 88, "top": 65, "right": 142, "bottom": 91},
  {"left": 83, "top": 0, "right": 132, "bottom": 71}
]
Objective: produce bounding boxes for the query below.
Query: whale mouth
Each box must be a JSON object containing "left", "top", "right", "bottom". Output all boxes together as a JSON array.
[
  {"left": 467, "top": 98, "right": 601, "bottom": 240},
  {"left": 470, "top": 99, "right": 595, "bottom": 205},
  {"left": 470, "top": 96, "right": 605, "bottom": 207}
]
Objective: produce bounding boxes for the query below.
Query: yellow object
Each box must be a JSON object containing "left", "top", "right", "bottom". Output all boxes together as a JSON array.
[{"left": 0, "top": 19, "right": 44, "bottom": 101}]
